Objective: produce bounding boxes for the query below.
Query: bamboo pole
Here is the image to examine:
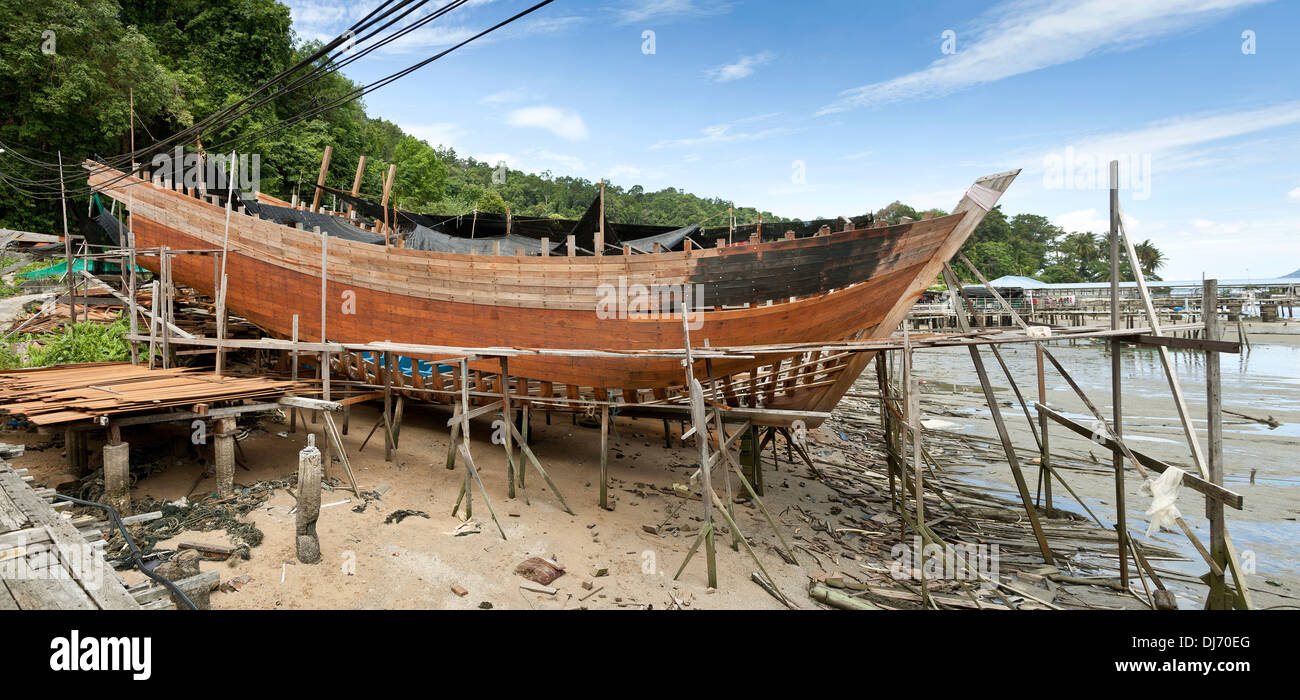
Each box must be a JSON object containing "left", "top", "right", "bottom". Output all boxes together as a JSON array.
[
  {"left": 58, "top": 152, "right": 74, "bottom": 327},
  {"left": 1204, "top": 279, "right": 1230, "bottom": 608},
  {"left": 128, "top": 88, "right": 139, "bottom": 365},
  {"left": 1109, "top": 160, "right": 1128, "bottom": 589}
]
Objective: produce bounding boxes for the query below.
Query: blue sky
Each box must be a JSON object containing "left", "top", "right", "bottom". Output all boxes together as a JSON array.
[{"left": 285, "top": 0, "right": 1300, "bottom": 279}]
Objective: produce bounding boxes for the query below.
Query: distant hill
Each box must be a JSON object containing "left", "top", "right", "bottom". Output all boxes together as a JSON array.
[{"left": 1283, "top": 268, "right": 1300, "bottom": 279}]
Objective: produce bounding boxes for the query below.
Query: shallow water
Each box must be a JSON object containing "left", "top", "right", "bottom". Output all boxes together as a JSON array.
[{"left": 896, "top": 340, "right": 1300, "bottom": 590}]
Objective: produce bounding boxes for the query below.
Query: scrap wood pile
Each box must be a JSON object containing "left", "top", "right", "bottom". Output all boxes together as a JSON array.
[
  {"left": 0, "top": 363, "right": 301, "bottom": 425},
  {"left": 4, "top": 283, "right": 259, "bottom": 338},
  {"left": 785, "top": 394, "right": 1187, "bottom": 610},
  {"left": 9, "top": 303, "right": 122, "bottom": 334}
]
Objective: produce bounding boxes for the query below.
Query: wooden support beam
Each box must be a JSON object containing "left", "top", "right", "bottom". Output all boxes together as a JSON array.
[
  {"left": 311, "top": 145, "right": 332, "bottom": 212},
  {"left": 1035, "top": 403, "right": 1242, "bottom": 509},
  {"left": 1127, "top": 333, "right": 1239, "bottom": 354},
  {"left": 943, "top": 266, "right": 1054, "bottom": 563},
  {"left": 347, "top": 155, "right": 366, "bottom": 218}
]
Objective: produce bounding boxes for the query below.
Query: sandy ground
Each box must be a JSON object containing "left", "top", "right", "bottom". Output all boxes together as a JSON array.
[
  {"left": 4, "top": 318, "right": 1294, "bottom": 610},
  {"left": 9, "top": 403, "right": 850, "bottom": 610}
]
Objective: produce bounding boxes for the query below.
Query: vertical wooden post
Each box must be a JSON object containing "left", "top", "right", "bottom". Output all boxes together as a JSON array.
[
  {"left": 1109, "top": 160, "right": 1128, "bottom": 589},
  {"left": 500, "top": 357, "right": 516, "bottom": 499},
  {"left": 540, "top": 237, "right": 549, "bottom": 257},
  {"left": 311, "top": 145, "right": 332, "bottom": 212},
  {"left": 379, "top": 164, "right": 396, "bottom": 243},
  {"left": 147, "top": 280, "right": 160, "bottom": 370},
  {"left": 290, "top": 315, "right": 299, "bottom": 434},
  {"left": 904, "top": 332, "right": 928, "bottom": 603},
  {"left": 877, "top": 354, "right": 896, "bottom": 512},
  {"left": 1204, "top": 279, "right": 1229, "bottom": 608},
  {"left": 160, "top": 247, "right": 172, "bottom": 369},
  {"left": 215, "top": 274, "right": 228, "bottom": 377},
  {"left": 57, "top": 151, "right": 75, "bottom": 326},
  {"left": 296, "top": 435, "right": 322, "bottom": 563},
  {"left": 64, "top": 428, "right": 88, "bottom": 476},
  {"left": 214, "top": 416, "right": 236, "bottom": 499},
  {"left": 594, "top": 180, "right": 606, "bottom": 256},
  {"left": 599, "top": 401, "right": 610, "bottom": 509},
  {"left": 126, "top": 98, "right": 139, "bottom": 365},
  {"left": 566, "top": 234, "right": 576, "bottom": 257},
  {"left": 103, "top": 440, "right": 131, "bottom": 516},
  {"left": 383, "top": 351, "right": 394, "bottom": 462},
  {"left": 347, "top": 155, "right": 367, "bottom": 219},
  {"left": 1036, "top": 344, "right": 1053, "bottom": 516}
]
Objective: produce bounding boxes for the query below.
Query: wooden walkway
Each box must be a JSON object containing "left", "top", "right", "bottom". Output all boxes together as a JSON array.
[{"left": 0, "top": 444, "right": 139, "bottom": 610}]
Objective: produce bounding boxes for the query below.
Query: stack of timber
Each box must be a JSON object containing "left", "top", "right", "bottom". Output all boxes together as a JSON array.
[
  {"left": 0, "top": 444, "right": 140, "bottom": 609},
  {"left": 0, "top": 363, "right": 301, "bottom": 425}
]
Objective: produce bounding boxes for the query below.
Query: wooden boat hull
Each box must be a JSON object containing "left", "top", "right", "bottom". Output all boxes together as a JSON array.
[{"left": 88, "top": 164, "right": 1018, "bottom": 420}]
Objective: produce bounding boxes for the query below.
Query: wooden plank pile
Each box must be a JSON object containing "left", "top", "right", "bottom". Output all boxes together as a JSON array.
[
  {"left": 0, "top": 448, "right": 140, "bottom": 610},
  {"left": 0, "top": 363, "right": 300, "bottom": 425}
]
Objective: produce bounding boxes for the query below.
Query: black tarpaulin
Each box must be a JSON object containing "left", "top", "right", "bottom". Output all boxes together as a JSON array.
[
  {"left": 404, "top": 226, "right": 562, "bottom": 255},
  {"left": 244, "top": 201, "right": 386, "bottom": 244}
]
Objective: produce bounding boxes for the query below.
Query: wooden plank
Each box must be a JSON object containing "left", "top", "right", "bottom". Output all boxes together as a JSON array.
[
  {"left": 1129, "top": 334, "right": 1239, "bottom": 354},
  {"left": 1036, "top": 403, "right": 1243, "bottom": 509}
]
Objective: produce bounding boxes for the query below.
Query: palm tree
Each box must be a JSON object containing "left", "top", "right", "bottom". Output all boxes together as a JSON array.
[
  {"left": 1133, "top": 239, "right": 1167, "bottom": 280},
  {"left": 1056, "top": 232, "right": 1103, "bottom": 281}
]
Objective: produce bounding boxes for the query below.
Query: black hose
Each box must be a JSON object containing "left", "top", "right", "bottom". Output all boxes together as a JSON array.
[{"left": 54, "top": 493, "right": 199, "bottom": 611}]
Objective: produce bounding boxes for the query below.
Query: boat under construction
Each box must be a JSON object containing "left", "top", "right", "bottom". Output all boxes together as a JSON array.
[{"left": 85, "top": 161, "right": 1019, "bottom": 424}]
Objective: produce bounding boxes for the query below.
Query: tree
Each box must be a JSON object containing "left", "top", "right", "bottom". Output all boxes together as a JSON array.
[
  {"left": 0, "top": 0, "right": 184, "bottom": 231},
  {"left": 1133, "top": 239, "right": 1166, "bottom": 281}
]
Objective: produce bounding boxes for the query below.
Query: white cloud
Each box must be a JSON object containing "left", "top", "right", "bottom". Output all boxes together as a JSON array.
[
  {"left": 469, "top": 149, "right": 586, "bottom": 177},
  {"left": 1053, "top": 208, "right": 1107, "bottom": 233},
  {"left": 818, "top": 0, "right": 1271, "bottom": 114},
  {"left": 904, "top": 188, "right": 968, "bottom": 212},
  {"left": 401, "top": 123, "right": 465, "bottom": 148},
  {"left": 651, "top": 114, "right": 793, "bottom": 149},
  {"left": 481, "top": 89, "right": 537, "bottom": 104},
  {"left": 705, "top": 52, "right": 774, "bottom": 82},
  {"left": 1051, "top": 208, "right": 1141, "bottom": 234},
  {"left": 528, "top": 149, "right": 586, "bottom": 172},
  {"left": 473, "top": 152, "right": 513, "bottom": 167},
  {"left": 376, "top": 24, "right": 480, "bottom": 54},
  {"left": 1053, "top": 102, "right": 1300, "bottom": 164},
  {"left": 1288, "top": 186, "right": 1300, "bottom": 201},
  {"left": 614, "top": 0, "right": 732, "bottom": 25},
  {"left": 842, "top": 149, "right": 873, "bottom": 161},
  {"left": 1189, "top": 218, "right": 1243, "bottom": 235},
  {"left": 505, "top": 106, "right": 589, "bottom": 141},
  {"left": 522, "top": 15, "right": 586, "bottom": 34},
  {"left": 606, "top": 164, "right": 670, "bottom": 183},
  {"left": 1008, "top": 101, "right": 1300, "bottom": 191}
]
